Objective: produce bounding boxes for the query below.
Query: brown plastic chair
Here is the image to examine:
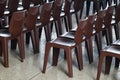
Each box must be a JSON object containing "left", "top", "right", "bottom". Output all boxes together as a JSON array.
[
  {"left": 0, "top": 10, "right": 25, "bottom": 67},
  {"left": 103, "top": 6, "right": 114, "bottom": 45},
  {"left": 60, "top": 14, "right": 96, "bottom": 63},
  {"left": 94, "top": 10, "right": 106, "bottom": 54},
  {"left": 96, "top": 45, "right": 120, "bottom": 80},
  {"left": 113, "top": 3, "right": 120, "bottom": 40},
  {"left": 42, "top": 19, "right": 89, "bottom": 77},
  {"left": 24, "top": 6, "right": 39, "bottom": 53},
  {"left": 61, "top": 0, "right": 72, "bottom": 32},
  {"left": 36, "top": 2, "right": 53, "bottom": 41},
  {"left": 70, "top": 0, "right": 84, "bottom": 23},
  {"left": 0, "top": 0, "right": 6, "bottom": 28},
  {"left": 51, "top": 0, "right": 63, "bottom": 36}
]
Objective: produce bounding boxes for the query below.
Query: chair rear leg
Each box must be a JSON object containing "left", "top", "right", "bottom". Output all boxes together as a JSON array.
[
  {"left": 11, "top": 39, "right": 17, "bottom": 50},
  {"left": 31, "top": 30, "right": 39, "bottom": 53},
  {"left": 26, "top": 32, "right": 31, "bottom": 45},
  {"left": 52, "top": 47, "right": 60, "bottom": 66},
  {"left": 86, "top": 39, "right": 93, "bottom": 64},
  {"left": 105, "top": 56, "right": 112, "bottom": 74},
  {"left": 75, "top": 44, "right": 83, "bottom": 70},
  {"left": 18, "top": 34, "right": 25, "bottom": 61},
  {"left": 115, "top": 58, "right": 120, "bottom": 68}
]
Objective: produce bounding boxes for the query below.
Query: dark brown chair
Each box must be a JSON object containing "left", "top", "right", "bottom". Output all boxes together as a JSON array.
[
  {"left": 94, "top": 10, "right": 106, "bottom": 54},
  {"left": 42, "top": 19, "right": 89, "bottom": 77},
  {"left": 0, "top": 10, "right": 25, "bottom": 67},
  {"left": 51, "top": 0, "right": 63, "bottom": 36},
  {"left": 36, "top": 2, "right": 53, "bottom": 41},
  {"left": 103, "top": 6, "right": 114, "bottom": 45},
  {"left": 113, "top": 3, "right": 120, "bottom": 40},
  {"left": 96, "top": 45, "right": 120, "bottom": 80},
  {"left": 70, "top": 0, "right": 84, "bottom": 24},
  {"left": 61, "top": 0, "right": 72, "bottom": 32},
  {"left": 23, "top": 6, "right": 39, "bottom": 53}
]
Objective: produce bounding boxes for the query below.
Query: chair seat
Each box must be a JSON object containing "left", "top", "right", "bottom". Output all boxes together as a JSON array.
[
  {"left": 102, "top": 46, "right": 120, "bottom": 55},
  {"left": 0, "top": 29, "right": 11, "bottom": 37},
  {"left": 50, "top": 37, "right": 75, "bottom": 47}
]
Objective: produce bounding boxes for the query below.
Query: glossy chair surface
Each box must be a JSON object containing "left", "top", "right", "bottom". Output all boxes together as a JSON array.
[
  {"left": 37, "top": 2, "right": 53, "bottom": 41},
  {"left": 51, "top": 0, "right": 63, "bottom": 36},
  {"left": 42, "top": 19, "right": 89, "bottom": 77},
  {"left": 24, "top": 5, "right": 39, "bottom": 53},
  {"left": 96, "top": 45, "right": 120, "bottom": 80},
  {"left": 0, "top": 10, "right": 25, "bottom": 67}
]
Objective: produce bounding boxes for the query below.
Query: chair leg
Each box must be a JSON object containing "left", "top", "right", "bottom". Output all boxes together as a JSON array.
[
  {"left": 95, "top": 32, "right": 102, "bottom": 54},
  {"left": 2, "top": 38, "right": 9, "bottom": 67},
  {"left": 96, "top": 52, "right": 104, "bottom": 80},
  {"left": 52, "top": 47, "right": 60, "bottom": 66},
  {"left": 105, "top": 56, "right": 112, "bottom": 74},
  {"left": 44, "top": 25, "right": 51, "bottom": 42},
  {"left": 11, "top": 39, "right": 17, "bottom": 50},
  {"left": 75, "top": 44, "right": 83, "bottom": 70},
  {"left": 26, "top": 32, "right": 31, "bottom": 45},
  {"left": 114, "top": 23, "right": 119, "bottom": 40},
  {"left": 18, "top": 34, "right": 25, "bottom": 61},
  {"left": 42, "top": 43, "right": 51, "bottom": 73},
  {"left": 115, "top": 58, "right": 120, "bottom": 68},
  {"left": 0, "top": 41, "right": 2, "bottom": 56},
  {"left": 86, "top": 39, "right": 93, "bottom": 64},
  {"left": 55, "top": 19, "right": 62, "bottom": 37},
  {"left": 65, "top": 48, "right": 73, "bottom": 77},
  {"left": 31, "top": 30, "right": 39, "bottom": 53}
]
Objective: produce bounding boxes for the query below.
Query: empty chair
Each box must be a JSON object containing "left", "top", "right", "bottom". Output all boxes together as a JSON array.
[
  {"left": 0, "top": 10, "right": 25, "bottom": 67},
  {"left": 96, "top": 45, "right": 120, "bottom": 80},
  {"left": 102, "top": 6, "right": 114, "bottom": 45},
  {"left": 60, "top": 14, "right": 96, "bottom": 63},
  {"left": 36, "top": 2, "right": 53, "bottom": 41},
  {"left": 51, "top": 0, "right": 63, "bottom": 36},
  {"left": 94, "top": 10, "right": 106, "bottom": 53},
  {"left": 23, "top": 6, "right": 39, "bottom": 53},
  {"left": 42, "top": 19, "right": 89, "bottom": 77}
]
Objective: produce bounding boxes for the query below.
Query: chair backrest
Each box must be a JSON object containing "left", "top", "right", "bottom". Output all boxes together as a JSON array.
[
  {"left": 104, "top": 6, "right": 114, "bottom": 28},
  {"left": 40, "top": 2, "right": 53, "bottom": 25},
  {"left": 73, "top": 0, "right": 83, "bottom": 12},
  {"left": 0, "top": 0, "right": 6, "bottom": 18},
  {"left": 94, "top": 10, "right": 106, "bottom": 33},
  {"left": 25, "top": 6, "right": 39, "bottom": 31},
  {"left": 52, "top": 0, "right": 63, "bottom": 20},
  {"left": 115, "top": 4, "right": 120, "bottom": 23},
  {"left": 22, "top": 0, "right": 31, "bottom": 10},
  {"left": 9, "top": 10, "right": 26, "bottom": 37},
  {"left": 74, "top": 19, "right": 88, "bottom": 45},
  {"left": 32, "top": 0, "right": 45, "bottom": 5},
  {"left": 64, "top": 0, "right": 71, "bottom": 15},
  {"left": 8, "top": 0, "right": 19, "bottom": 13},
  {"left": 84, "top": 14, "right": 96, "bottom": 39}
]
